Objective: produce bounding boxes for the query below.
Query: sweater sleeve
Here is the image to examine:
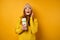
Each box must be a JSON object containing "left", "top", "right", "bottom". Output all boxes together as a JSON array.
[
  {"left": 15, "top": 18, "right": 23, "bottom": 34},
  {"left": 30, "top": 17, "right": 38, "bottom": 34}
]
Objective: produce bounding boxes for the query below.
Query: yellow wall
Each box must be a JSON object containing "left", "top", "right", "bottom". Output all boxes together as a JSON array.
[{"left": 0, "top": 0, "right": 60, "bottom": 40}]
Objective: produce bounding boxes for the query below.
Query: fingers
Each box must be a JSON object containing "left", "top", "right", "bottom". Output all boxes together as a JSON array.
[
  {"left": 31, "top": 12, "right": 33, "bottom": 17},
  {"left": 22, "top": 25, "right": 27, "bottom": 30}
]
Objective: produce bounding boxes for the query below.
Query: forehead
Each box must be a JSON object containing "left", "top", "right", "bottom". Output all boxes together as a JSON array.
[{"left": 25, "top": 6, "right": 31, "bottom": 8}]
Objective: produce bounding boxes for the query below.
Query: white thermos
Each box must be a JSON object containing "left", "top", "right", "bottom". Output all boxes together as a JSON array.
[{"left": 22, "top": 18, "right": 27, "bottom": 30}]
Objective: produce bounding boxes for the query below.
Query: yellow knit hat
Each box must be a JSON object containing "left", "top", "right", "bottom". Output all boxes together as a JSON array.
[{"left": 24, "top": 3, "right": 32, "bottom": 9}]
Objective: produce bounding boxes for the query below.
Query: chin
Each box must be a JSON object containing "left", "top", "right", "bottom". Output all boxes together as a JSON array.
[
  {"left": 26, "top": 14, "right": 30, "bottom": 16},
  {"left": 26, "top": 13, "right": 30, "bottom": 16}
]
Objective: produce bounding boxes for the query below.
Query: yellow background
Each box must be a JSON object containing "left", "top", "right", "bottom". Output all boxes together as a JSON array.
[{"left": 0, "top": 0, "right": 60, "bottom": 40}]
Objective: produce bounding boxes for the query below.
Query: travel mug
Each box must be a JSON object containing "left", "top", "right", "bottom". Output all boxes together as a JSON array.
[{"left": 22, "top": 18, "right": 27, "bottom": 30}]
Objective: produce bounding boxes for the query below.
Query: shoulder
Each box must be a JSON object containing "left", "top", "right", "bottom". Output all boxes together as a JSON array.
[
  {"left": 19, "top": 16, "right": 23, "bottom": 19},
  {"left": 19, "top": 16, "right": 23, "bottom": 20},
  {"left": 17, "top": 16, "right": 22, "bottom": 22}
]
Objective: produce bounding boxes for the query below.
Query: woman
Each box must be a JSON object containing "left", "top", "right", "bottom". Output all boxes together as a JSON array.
[{"left": 16, "top": 3, "right": 38, "bottom": 40}]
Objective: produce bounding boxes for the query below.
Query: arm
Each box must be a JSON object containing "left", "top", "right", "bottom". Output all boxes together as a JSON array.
[
  {"left": 15, "top": 17, "right": 23, "bottom": 34},
  {"left": 30, "top": 17, "right": 38, "bottom": 34}
]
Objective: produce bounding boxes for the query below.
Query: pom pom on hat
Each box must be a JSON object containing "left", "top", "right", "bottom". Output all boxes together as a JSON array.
[{"left": 24, "top": 3, "right": 32, "bottom": 9}]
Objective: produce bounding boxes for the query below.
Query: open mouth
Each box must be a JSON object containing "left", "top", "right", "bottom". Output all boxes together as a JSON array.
[{"left": 27, "top": 12, "right": 29, "bottom": 13}]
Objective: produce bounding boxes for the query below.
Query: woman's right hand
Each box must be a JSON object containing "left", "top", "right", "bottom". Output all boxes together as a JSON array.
[{"left": 22, "top": 24, "right": 27, "bottom": 30}]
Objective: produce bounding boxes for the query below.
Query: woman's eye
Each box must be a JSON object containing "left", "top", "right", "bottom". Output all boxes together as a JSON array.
[
  {"left": 25, "top": 7, "right": 31, "bottom": 9},
  {"left": 29, "top": 7, "right": 31, "bottom": 9}
]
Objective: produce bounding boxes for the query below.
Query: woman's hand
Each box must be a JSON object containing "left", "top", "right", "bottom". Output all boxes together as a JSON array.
[
  {"left": 31, "top": 13, "right": 33, "bottom": 17},
  {"left": 22, "top": 24, "right": 27, "bottom": 30},
  {"left": 31, "top": 13, "right": 34, "bottom": 20}
]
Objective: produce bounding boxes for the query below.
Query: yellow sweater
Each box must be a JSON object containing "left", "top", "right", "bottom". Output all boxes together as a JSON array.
[{"left": 16, "top": 17, "right": 38, "bottom": 40}]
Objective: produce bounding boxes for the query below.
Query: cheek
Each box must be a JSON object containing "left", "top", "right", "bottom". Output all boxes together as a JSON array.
[
  {"left": 29, "top": 9, "right": 32, "bottom": 12},
  {"left": 25, "top": 9, "right": 28, "bottom": 12}
]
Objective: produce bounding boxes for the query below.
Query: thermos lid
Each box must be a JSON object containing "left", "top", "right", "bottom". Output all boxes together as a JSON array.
[{"left": 22, "top": 18, "right": 26, "bottom": 22}]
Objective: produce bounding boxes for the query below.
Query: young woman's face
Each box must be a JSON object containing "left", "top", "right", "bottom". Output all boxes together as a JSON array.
[{"left": 24, "top": 7, "right": 32, "bottom": 16}]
